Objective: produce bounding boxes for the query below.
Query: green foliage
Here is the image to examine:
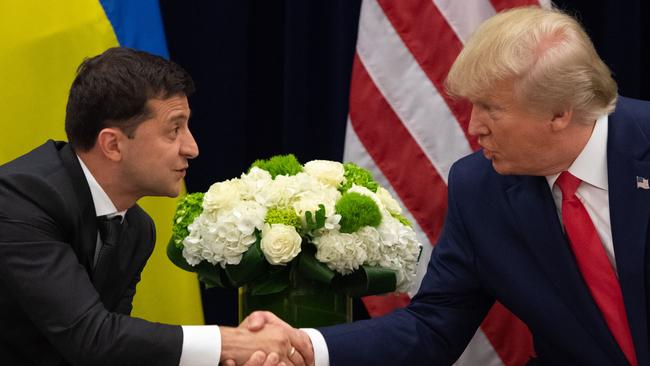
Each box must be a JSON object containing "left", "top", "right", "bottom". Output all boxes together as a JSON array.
[
  {"left": 250, "top": 154, "right": 303, "bottom": 179},
  {"left": 250, "top": 267, "right": 290, "bottom": 295},
  {"left": 304, "top": 204, "right": 326, "bottom": 231},
  {"left": 298, "top": 243, "right": 335, "bottom": 284},
  {"left": 171, "top": 192, "right": 205, "bottom": 248},
  {"left": 266, "top": 207, "right": 302, "bottom": 228},
  {"left": 391, "top": 212, "right": 412, "bottom": 227},
  {"left": 340, "top": 162, "right": 379, "bottom": 193},
  {"left": 224, "top": 237, "right": 268, "bottom": 286},
  {"left": 335, "top": 192, "right": 382, "bottom": 233}
]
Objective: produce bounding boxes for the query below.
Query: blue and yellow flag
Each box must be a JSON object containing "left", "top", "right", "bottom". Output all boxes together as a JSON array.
[{"left": 0, "top": 0, "right": 203, "bottom": 325}]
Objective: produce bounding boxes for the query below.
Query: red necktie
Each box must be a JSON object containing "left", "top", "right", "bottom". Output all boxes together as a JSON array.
[{"left": 556, "top": 171, "right": 637, "bottom": 366}]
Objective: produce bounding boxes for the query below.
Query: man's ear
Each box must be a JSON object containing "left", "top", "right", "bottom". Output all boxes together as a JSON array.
[
  {"left": 549, "top": 108, "right": 574, "bottom": 132},
  {"left": 96, "top": 127, "right": 123, "bottom": 162}
]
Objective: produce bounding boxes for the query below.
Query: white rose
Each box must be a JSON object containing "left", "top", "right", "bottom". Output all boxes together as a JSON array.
[
  {"left": 376, "top": 187, "right": 402, "bottom": 214},
  {"left": 304, "top": 160, "right": 345, "bottom": 187},
  {"left": 260, "top": 224, "right": 302, "bottom": 265},
  {"left": 204, "top": 180, "right": 242, "bottom": 211}
]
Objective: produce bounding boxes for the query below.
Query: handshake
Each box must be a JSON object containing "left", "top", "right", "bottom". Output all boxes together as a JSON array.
[{"left": 220, "top": 312, "right": 315, "bottom": 366}]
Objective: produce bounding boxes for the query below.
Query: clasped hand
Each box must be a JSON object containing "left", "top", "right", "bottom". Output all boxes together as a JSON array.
[{"left": 220, "top": 311, "right": 314, "bottom": 366}]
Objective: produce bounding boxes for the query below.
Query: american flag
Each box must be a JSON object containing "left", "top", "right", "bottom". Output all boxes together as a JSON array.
[{"left": 343, "top": 0, "right": 550, "bottom": 364}]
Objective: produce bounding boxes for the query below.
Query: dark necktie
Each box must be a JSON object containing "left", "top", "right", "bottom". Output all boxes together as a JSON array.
[
  {"left": 556, "top": 171, "right": 637, "bottom": 366},
  {"left": 94, "top": 215, "right": 124, "bottom": 287}
]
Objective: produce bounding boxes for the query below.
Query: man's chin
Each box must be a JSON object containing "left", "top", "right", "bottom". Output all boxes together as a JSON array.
[
  {"left": 491, "top": 160, "right": 514, "bottom": 176},
  {"left": 152, "top": 186, "right": 182, "bottom": 198}
]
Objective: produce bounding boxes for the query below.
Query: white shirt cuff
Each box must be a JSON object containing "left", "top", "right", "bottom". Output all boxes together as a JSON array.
[
  {"left": 179, "top": 325, "right": 221, "bottom": 366},
  {"left": 301, "top": 328, "right": 330, "bottom": 366}
]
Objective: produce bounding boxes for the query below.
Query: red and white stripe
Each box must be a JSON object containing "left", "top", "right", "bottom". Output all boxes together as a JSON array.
[{"left": 344, "top": 0, "right": 550, "bottom": 364}]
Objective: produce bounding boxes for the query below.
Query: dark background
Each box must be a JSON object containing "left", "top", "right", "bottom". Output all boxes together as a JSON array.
[{"left": 158, "top": 0, "right": 650, "bottom": 326}]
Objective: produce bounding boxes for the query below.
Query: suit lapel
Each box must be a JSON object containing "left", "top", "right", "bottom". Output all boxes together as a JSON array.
[
  {"left": 58, "top": 142, "right": 147, "bottom": 310},
  {"left": 607, "top": 108, "right": 650, "bottom": 365},
  {"left": 58, "top": 143, "right": 98, "bottom": 272},
  {"left": 506, "top": 175, "right": 627, "bottom": 365}
]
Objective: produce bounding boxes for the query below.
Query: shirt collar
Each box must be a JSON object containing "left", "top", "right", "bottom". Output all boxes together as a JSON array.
[
  {"left": 546, "top": 114, "right": 609, "bottom": 190},
  {"left": 77, "top": 156, "right": 127, "bottom": 218}
]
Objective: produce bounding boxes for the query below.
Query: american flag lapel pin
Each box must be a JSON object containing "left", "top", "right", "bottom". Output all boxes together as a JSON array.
[{"left": 636, "top": 176, "right": 650, "bottom": 189}]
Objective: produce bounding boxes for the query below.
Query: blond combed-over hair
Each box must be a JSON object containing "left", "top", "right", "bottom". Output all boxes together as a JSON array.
[{"left": 446, "top": 6, "right": 617, "bottom": 123}]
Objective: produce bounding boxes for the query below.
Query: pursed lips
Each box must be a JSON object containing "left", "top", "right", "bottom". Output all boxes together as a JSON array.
[{"left": 478, "top": 142, "right": 495, "bottom": 159}]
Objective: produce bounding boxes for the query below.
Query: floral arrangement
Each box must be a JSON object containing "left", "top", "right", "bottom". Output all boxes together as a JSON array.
[{"left": 167, "top": 155, "right": 422, "bottom": 296}]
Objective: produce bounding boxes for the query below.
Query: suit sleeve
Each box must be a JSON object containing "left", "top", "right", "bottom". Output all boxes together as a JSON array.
[
  {"left": 319, "top": 163, "right": 494, "bottom": 366},
  {"left": 0, "top": 177, "right": 183, "bottom": 366},
  {"left": 114, "top": 273, "right": 140, "bottom": 315}
]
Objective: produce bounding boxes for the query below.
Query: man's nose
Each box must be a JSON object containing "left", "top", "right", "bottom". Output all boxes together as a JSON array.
[
  {"left": 181, "top": 129, "right": 199, "bottom": 159},
  {"left": 468, "top": 107, "right": 489, "bottom": 137}
]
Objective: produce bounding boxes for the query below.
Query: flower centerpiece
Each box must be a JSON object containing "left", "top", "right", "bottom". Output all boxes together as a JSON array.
[{"left": 167, "top": 154, "right": 422, "bottom": 327}]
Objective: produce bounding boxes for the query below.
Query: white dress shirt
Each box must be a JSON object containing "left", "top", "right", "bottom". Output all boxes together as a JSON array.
[
  {"left": 307, "top": 115, "right": 614, "bottom": 365},
  {"left": 77, "top": 156, "right": 221, "bottom": 365},
  {"left": 545, "top": 115, "right": 616, "bottom": 270}
]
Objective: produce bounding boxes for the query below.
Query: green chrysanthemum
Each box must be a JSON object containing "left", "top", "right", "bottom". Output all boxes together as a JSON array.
[
  {"left": 335, "top": 192, "right": 382, "bottom": 233},
  {"left": 250, "top": 154, "right": 303, "bottom": 179},
  {"left": 265, "top": 207, "right": 302, "bottom": 229},
  {"left": 171, "top": 192, "right": 205, "bottom": 248},
  {"left": 339, "top": 162, "right": 379, "bottom": 193}
]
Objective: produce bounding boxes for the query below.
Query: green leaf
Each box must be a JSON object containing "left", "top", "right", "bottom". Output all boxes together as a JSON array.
[
  {"left": 315, "top": 204, "right": 326, "bottom": 228},
  {"left": 305, "top": 204, "right": 327, "bottom": 231},
  {"left": 297, "top": 244, "right": 335, "bottom": 284},
  {"left": 166, "top": 238, "right": 196, "bottom": 273},
  {"left": 224, "top": 238, "right": 268, "bottom": 286},
  {"left": 305, "top": 211, "right": 314, "bottom": 229},
  {"left": 196, "top": 262, "right": 232, "bottom": 289},
  {"left": 250, "top": 268, "right": 290, "bottom": 295},
  {"left": 334, "top": 265, "right": 397, "bottom": 297}
]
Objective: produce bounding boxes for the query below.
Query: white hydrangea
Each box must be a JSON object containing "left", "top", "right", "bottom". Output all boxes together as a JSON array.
[
  {"left": 375, "top": 215, "right": 421, "bottom": 291},
  {"left": 182, "top": 201, "right": 267, "bottom": 268},
  {"left": 312, "top": 231, "right": 367, "bottom": 275},
  {"left": 239, "top": 167, "right": 273, "bottom": 203}
]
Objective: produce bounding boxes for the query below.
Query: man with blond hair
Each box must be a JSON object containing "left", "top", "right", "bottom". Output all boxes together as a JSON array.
[{"left": 243, "top": 6, "right": 650, "bottom": 365}]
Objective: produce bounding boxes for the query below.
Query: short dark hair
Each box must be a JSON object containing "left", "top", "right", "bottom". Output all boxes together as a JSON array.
[{"left": 65, "top": 47, "right": 195, "bottom": 151}]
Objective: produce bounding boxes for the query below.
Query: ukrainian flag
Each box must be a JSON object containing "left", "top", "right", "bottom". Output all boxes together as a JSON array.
[{"left": 0, "top": 0, "right": 204, "bottom": 325}]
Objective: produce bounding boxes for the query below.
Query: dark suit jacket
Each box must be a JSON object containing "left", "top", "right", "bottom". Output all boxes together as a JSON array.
[
  {"left": 0, "top": 141, "right": 182, "bottom": 365},
  {"left": 320, "top": 96, "right": 650, "bottom": 365}
]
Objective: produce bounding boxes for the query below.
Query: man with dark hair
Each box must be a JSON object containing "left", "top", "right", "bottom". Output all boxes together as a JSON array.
[{"left": 0, "top": 47, "right": 309, "bottom": 366}]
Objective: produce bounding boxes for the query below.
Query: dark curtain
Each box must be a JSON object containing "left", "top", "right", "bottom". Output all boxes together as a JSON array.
[
  {"left": 555, "top": 0, "right": 650, "bottom": 100},
  {"left": 159, "top": 0, "right": 363, "bottom": 326},
  {"left": 159, "top": 0, "right": 650, "bottom": 326}
]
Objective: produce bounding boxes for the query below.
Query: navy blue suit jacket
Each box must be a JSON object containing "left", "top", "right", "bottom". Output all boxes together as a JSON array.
[{"left": 321, "top": 97, "right": 650, "bottom": 365}]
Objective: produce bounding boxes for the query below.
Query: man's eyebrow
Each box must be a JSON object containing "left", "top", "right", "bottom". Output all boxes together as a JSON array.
[{"left": 169, "top": 110, "right": 191, "bottom": 123}]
